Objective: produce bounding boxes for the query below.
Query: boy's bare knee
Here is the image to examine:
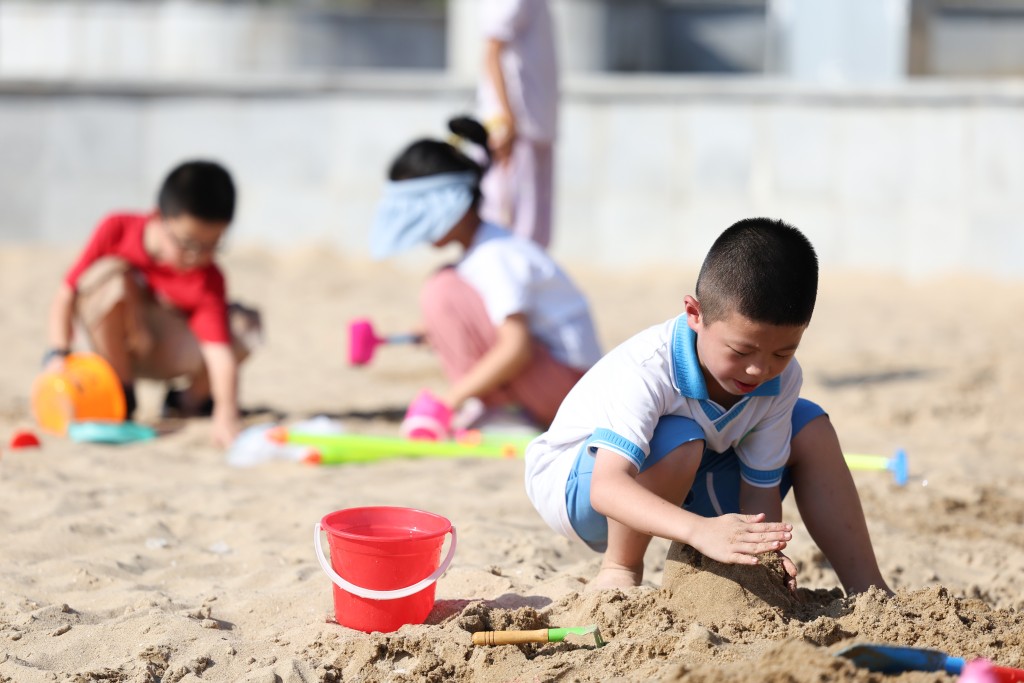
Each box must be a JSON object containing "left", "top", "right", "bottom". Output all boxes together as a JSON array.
[
  {"left": 76, "top": 256, "right": 131, "bottom": 292},
  {"left": 797, "top": 413, "right": 834, "bottom": 438},
  {"left": 74, "top": 257, "right": 134, "bottom": 328},
  {"left": 636, "top": 440, "right": 704, "bottom": 503},
  {"left": 790, "top": 414, "right": 839, "bottom": 463}
]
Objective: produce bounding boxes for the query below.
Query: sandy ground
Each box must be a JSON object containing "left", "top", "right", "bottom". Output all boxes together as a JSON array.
[{"left": 1, "top": 243, "right": 1023, "bottom": 682}]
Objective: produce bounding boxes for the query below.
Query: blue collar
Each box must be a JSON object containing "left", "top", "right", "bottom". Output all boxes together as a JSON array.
[{"left": 670, "top": 315, "right": 781, "bottom": 399}]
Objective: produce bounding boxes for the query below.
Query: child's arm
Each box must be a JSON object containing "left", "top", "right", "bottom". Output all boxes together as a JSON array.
[
  {"left": 590, "top": 448, "right": 792, "bottom": 565},
  {"left": 200, "top": 342, "right": 241, "bottom": 448},
  {"left": 442, "top": 313, "right": 532, "bottom": 409},
  {"left": 482, "top": 37, "right": 516, "bottom": 163},
  {"left": 45, "top": 283, "right": 76, "bottom": 370}
]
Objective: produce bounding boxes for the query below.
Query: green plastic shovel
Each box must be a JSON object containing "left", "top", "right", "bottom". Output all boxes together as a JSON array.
[{"left": 472, "top": 626, "right": 605, "bottom": 647}]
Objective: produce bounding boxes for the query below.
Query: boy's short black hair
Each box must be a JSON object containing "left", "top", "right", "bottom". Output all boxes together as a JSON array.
[
  {"left": 695, "top": 218, "right": 818, "bottom": 326},
  {"left": 157, "top": 160, "right": 236, "bottom": 223}
]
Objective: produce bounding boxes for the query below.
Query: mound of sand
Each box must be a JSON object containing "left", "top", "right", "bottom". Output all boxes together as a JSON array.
[
  {"left": 309, "top": 580, "right": 1023, "bottom": 682},
  {"left": 661, "top": 543, "right": 806, "bottom": 623}
]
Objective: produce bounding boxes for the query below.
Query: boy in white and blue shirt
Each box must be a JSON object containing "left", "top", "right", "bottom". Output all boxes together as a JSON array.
[{"left": 525, "top": 218, "right": 891, "bottom": 595}]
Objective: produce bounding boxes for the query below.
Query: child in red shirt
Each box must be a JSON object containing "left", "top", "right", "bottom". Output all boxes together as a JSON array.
[{"left": 45, "top": 160, "right": 260, "bottom": 448}]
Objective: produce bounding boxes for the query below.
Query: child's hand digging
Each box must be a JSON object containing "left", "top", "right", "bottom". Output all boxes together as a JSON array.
[
  {"left": 778, "top": 552, "right": 799, "bottom": 594},
  {"left": 688, "top": 512, "right": 793, "bottom": 566}
]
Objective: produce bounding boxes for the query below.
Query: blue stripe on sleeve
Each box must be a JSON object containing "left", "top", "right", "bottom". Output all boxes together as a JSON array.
[
  {"left": 739, "top": 461, "right": 785, "bottom": 487},
  {"left": 586, "top": 428, "right": 646, "bottom": 470}
]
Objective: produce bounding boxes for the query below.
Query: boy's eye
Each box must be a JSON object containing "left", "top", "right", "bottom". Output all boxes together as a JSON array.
[{"left": 729, "top": 347, "right": 750, "bottom": 357}]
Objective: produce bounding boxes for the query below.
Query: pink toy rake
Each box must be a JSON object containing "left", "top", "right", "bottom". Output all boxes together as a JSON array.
[{"left": 348, "top": 318, "right": 422, "bottom": 366}]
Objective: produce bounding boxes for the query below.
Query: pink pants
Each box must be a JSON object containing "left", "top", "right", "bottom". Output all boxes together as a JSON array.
[{"left": 420, "top": 268, "right": 584, "bottom": 427}]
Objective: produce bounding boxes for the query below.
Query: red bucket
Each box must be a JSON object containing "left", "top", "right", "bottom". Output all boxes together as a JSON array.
[{"left": 314, "top": 506, "right": 457, "bottom": 633}]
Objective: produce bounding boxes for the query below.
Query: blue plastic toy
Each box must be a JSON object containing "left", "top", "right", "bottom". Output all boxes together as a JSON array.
[{"left": 68, "top": 421, "right": 157, "bottom": 444}]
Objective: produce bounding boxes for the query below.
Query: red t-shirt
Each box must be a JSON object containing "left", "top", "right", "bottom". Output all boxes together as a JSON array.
[{"left": 65, "top": 212, "right": 231, "bottom": 344}]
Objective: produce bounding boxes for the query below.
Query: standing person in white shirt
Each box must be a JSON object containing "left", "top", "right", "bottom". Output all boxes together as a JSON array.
[
  {"left": 525, "top": 218, "right": 892, "bottom": 597},
  {"left": 478, "top": 0, "right": 559, "bottom": 249},
  {"left": 370, "top": 117, "right": 601, "bottom": 439}
]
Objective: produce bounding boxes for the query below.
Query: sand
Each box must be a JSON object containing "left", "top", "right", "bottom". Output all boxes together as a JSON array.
[{"left": 1, "top": 243, "right": 1023, "bottom": 682}]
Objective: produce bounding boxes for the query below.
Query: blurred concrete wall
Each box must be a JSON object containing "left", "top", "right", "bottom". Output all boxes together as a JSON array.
[
  {"left": 2, "top": 74, "right": 1023, "bottom": 277},
  {"left": 5, "top": 0, "right": 766, "bottom": 78}
]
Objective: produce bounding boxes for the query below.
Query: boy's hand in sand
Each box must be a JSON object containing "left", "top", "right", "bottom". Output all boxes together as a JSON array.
[
  {"left": 689, "top": 512, "right": 792, "bottom": 566},
  {"left": 211, "top": 408, "right": 241, "bottom": 450},
  {"left": 778, "top": 552, "right": 799, "bottom": 594}
]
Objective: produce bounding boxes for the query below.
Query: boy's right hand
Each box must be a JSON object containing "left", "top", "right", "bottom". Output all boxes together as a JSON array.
[
  {"left": 41, "top": 348, "right": 70, "bottom": 375},
  {"left": 688, "top": 512, "right": 792, "bottom": 566},
  {"left": 43, "top": 356, "right": 66, "bottom": 376}
]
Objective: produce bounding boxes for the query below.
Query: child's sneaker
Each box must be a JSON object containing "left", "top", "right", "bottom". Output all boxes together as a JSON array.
[
  {"left": 400, "top": 390, "right": 453, "bottom": 441},
  {"left": 161, "top": 388, "right": 214, "bottom": 418}
]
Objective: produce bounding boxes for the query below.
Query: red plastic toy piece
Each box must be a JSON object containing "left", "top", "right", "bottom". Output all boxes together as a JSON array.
[{"left": 9, "top": 430, "right": 42, "bottom": 449}]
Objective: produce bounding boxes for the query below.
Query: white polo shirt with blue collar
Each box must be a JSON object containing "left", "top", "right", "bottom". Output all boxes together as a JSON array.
[{"left": 524, "top": 314, "right": 802, "bottom": 541}]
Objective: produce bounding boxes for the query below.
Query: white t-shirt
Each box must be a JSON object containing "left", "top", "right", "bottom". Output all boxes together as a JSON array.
[
  {"left": 456, "top": 222, "right": 601, "bottom": 370},
  {"left": 478, "top": 0, "right": 559, "bottom": 144},
  {"left": 524, "top": 315, "right": 803, "bottom": 540}
]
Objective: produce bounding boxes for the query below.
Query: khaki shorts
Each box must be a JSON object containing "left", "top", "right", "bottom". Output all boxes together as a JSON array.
[{"left": 74, "top": 257, "right": 261, "bottom": 381}]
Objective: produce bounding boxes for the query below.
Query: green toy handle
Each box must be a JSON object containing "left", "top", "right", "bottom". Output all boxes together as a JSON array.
[{"left": 274, "top": 429, "right": 534, "bottom": 464}]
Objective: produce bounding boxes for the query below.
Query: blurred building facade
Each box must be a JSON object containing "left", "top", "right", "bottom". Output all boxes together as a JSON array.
[
  {"left": 2, "top": 0, "right": 1024, "bottom": 276},
  {"left": 4, "top": 1, "right": 1024, "bottom": 79}
]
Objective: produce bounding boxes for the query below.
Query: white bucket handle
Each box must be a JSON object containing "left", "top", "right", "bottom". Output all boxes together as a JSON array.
[{"left": 314, "top": 522, "right": 457, "bottom": 601}]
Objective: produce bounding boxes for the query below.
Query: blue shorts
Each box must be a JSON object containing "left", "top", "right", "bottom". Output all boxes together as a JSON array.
[{"left": 565, "top": 398, "right": 826, "bottom": 551}]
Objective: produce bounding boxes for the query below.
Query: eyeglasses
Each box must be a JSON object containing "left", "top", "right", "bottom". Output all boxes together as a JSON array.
[{"left": 165, "top": 227, "right": 223, "bottom": 256}]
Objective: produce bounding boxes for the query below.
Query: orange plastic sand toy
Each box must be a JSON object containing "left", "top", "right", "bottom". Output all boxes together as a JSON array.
[{"left": 31, "top": 352, "right": 126, "bottom": 435}]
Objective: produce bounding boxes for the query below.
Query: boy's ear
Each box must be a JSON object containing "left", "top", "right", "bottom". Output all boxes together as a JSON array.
[{"left": 683, "top": 295, "right": 702, "bottom": 329}]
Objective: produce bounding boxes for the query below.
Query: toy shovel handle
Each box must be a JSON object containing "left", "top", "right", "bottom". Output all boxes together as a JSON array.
[
  {"left": 472, "top": 629, "right": 549, "bottom": 646},
  {"left": 991, "top": 666, "right": 1024, "bottom": 683},
  {"left": 385, "top": 333, "right": 422, "bottom": 345}
]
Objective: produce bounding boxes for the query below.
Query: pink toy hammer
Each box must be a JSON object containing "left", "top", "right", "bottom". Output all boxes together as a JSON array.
[{"left": 348, "top": 318, "right": 423, "bottom": 366}]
